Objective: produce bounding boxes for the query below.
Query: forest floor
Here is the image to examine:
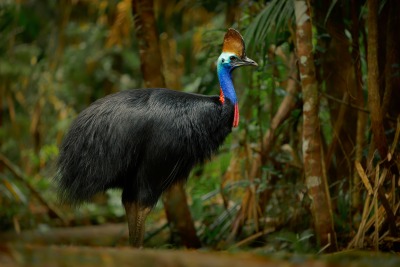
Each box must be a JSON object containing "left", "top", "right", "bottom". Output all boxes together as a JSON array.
[
  {"left": 2, "top": 243, "right": 400, "bottom": 267},
  {"left": 1, "top": 224, "right": 400, "bottom": 267}
]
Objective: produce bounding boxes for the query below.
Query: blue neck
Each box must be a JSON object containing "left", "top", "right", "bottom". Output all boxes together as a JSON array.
[{"left": 217, "top": 64, "right": 237, "bottom": 104}]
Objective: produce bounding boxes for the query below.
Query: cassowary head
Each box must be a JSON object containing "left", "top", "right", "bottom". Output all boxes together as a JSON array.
[{"left": 218, "top": 28, "right": 258, "bottom": 72}]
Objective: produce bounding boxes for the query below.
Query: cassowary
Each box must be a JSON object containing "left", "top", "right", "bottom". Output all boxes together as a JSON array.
[{"left": 56, "top": 28, "right": 257, "bottom": 247}]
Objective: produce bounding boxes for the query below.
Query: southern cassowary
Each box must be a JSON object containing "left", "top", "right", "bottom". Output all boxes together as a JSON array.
[{"left": 56, "top": 28, "right": 257, "bottom": 247}]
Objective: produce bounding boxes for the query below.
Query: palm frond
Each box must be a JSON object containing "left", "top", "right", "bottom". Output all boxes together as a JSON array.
[{"left": 244, "top": 0, "right": 294, "bottom": 53}]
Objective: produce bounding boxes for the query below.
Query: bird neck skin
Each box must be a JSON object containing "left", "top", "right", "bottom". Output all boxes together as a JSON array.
[
  {"left": 217, "top": 60, "right": 239, "bottom": 127},
  {"left": 217, "top": 64, "right": 237, "bottom": 104}
]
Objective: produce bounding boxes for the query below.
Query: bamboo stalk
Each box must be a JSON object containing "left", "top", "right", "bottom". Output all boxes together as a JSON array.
[
  {"left": 373, "top": 165, "right": 379, "bottom": 250},
  {"left": 355, "top": 162, "right": 373, "bottom": 196}
]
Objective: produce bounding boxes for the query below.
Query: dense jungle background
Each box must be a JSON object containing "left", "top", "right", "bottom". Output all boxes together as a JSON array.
[{"left": 1, "top": 0, "right": 400, "bottom": 265}]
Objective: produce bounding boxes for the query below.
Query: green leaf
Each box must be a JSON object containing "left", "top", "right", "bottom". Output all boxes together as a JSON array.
[{"left": 245, "top": 0, "right": 294, "bottom": 54}]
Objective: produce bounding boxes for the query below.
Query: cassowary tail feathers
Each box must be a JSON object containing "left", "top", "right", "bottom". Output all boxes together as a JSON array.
[{"left": 54, "top": 170, "right": 95, "bottom": 206}]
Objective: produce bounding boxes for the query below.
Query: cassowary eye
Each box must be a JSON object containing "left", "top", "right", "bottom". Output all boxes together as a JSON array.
[{"left": 229, "top": 56, "right": 236, "bottom": 61}]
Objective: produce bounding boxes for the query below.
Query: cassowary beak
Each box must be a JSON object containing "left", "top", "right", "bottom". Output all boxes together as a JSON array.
[
  {"left": 243, "top": 56, "right": 258, "bottom": 67},
  {"left": 233, "top": 56, "right": 258, "bottom": 68}
]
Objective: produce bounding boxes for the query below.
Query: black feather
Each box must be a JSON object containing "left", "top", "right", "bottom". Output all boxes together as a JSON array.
[{"left": 56, "top": 88, "right": 234, "bottom": 207}]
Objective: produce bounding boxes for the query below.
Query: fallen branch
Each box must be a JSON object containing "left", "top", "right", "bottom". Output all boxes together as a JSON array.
[{"left": 0, "top": 223, "right": 129, "bottom": 247}]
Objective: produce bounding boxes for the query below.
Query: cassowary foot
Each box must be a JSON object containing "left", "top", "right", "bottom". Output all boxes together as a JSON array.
[{"left": 123, "top": 201, "right": 151, "bottom": 248}]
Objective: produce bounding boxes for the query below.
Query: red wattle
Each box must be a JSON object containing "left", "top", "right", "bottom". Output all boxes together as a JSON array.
[
  {"left": 233, "top": 103, "right": 239, "bottom": 127},
  {"left": 219, "top": 88, "right": 225, "bottom": 104}
]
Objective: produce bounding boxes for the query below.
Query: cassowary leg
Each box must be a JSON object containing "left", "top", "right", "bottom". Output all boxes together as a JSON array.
[{"left": 123, "top": 201, "right": 150, "bottom": 248}]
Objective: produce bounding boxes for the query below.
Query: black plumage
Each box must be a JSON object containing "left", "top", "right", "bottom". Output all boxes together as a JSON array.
[{"left": 57, "top": 89, "right": 234, "bottom": 207}]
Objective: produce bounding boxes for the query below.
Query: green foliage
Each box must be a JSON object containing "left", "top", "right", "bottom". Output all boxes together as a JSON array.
[
  {"left": 245, "top": 0, "right": 294, "bottom": 55},
  {"left": 268, "top": 229, "right": 315, "bottom": 254}
]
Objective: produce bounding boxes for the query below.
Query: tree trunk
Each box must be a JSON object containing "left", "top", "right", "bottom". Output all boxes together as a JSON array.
[
  {"left": 162, "top": 183, "right": 202, "bottom": 248},
  {"left": 382, "top": 0, "right": 400, "bottom": 118},
  {"left": 366, "top": 0, "right": 398, "bottom": 238},
  {"left": 367, "top": 0, "right": 388, "bottom": 158},
  {"left": 293, "top": 0, "right": 337, "bottom": 252},
  {"left": 350, "top": 0, "right": 367, "bottom": 217},
  {"left": 131, "top": 0, "right": 201, "bottom": 248},
  {"left": 131, "top": 0, "right": 165, "bottom": 88}
]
